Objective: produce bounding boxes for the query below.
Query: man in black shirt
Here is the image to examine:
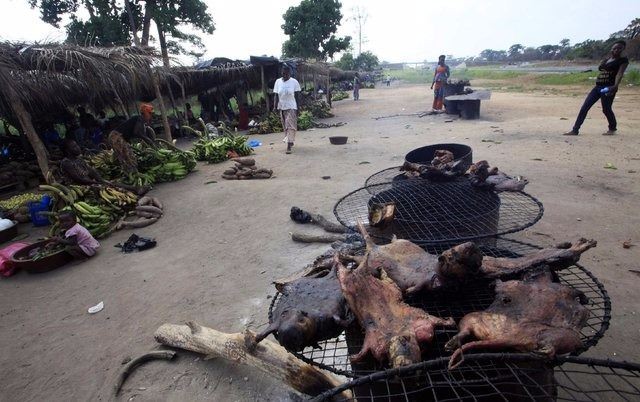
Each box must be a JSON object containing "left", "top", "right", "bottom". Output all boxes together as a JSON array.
[{"left": 564, "top": 40, "right": 629, "bottom": 136}]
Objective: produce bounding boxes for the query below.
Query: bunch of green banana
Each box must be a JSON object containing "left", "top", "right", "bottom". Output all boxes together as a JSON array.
[
  {"left": 39, "top": 183, "right": 83, "bottom": 204},
  {"left": 191, "top": 135, "right": 252, "bottom": 164},
  {"left": 72, "top": 201, "right": 115, "bottom": 238},
  {"left": 0, "top": 192, "right": 43, "bottom": 211},
  {"left": 124, "top": 172, "right": 156, "bottom": 187},
  {"left": 148, "top": 162, "right": 188, "bottom": 181}
]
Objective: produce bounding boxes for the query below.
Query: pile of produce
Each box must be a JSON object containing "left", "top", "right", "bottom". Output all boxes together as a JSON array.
[
  {"left": 116, "top": 195, "right": 163, "bottom": 230},
  {"left": 18, "top": 244, "right": 65, "bottom": 261},
  {"left": 331, "top": 91, "right": 349, "bottom": 101},
  {"left": 41, "top": 183, "right": 138, "bottom": 239},
  {"left": 0, "top": 192, "right": 45, "bottom": 223},
  {"left": 87, "top": 142, "right": 196, "bottom": 186},
  {"left": 305, "top": 100, "right": 334, "bottom": 118},
  {"left": 249, "top": 108, "right": 335, "bottom": 135},
  {"left": 0, "top": 161, "right": 43, "bottom": 188},
  {"left": 297, "top": 111, "right": 314, "bottom": 131},
  {"left": 191, "top": 135, "right": 252, "bottom": 164},
  {"left": 222, "top": 157, "right": 273, "bottom": 180}
]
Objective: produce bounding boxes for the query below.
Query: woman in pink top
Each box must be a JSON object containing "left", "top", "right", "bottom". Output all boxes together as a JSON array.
[{"left": 48, "top": 211, "right": 100, "bottom": 259}]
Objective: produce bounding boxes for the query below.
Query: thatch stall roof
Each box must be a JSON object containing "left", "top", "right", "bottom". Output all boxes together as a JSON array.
[
  {"left": 171, "top": 61, "right": 261, "bottom": 97},
  {"left": 0, "top": 42, "right": 164, "bottom": 181},
  {"left": 329, "top": 67, "right": 356, "bottom": 81},
  {"left": 0, "top": 42, "right": 161, "bottom": 120}
]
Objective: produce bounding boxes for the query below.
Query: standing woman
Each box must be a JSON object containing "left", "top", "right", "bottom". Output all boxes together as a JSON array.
[
  {"left": 107, "top": 103, "right": 157, "bottom": 173},
  {"left": 353, "top": 72, "right": 361, "bottom": 101},
  {"left": 564, "top": 40, "right": 629, "bottom": 136},
  {"left": 431, "top": 55, "right": 450, "bottom": 112},
  {"left": 273, "top": 65, "right": 301, "bottom": 154}
]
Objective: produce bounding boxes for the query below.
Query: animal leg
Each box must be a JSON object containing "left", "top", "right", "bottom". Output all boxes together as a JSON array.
[{"left": 448, "top": 340, "right": 523, "bottom": 370}]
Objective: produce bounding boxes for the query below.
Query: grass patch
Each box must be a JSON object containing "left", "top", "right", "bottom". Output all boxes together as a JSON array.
[
  {"left": 451, "top": 68, "right": 527, "bottom": 80},
  {"left": 624, "top": 69, "right": 640, "bottom": 86},
  {"left": 388, "top": 68, "right": 432, "bottom": 84},
  {"left": 533, "top": 71, "right": 596, "bottom": 85}
]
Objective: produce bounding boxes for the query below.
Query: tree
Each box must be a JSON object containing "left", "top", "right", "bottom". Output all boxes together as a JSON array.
[
  {"left": 354, "top": 51, "right": 379, "bottom": 70},
  {"left": 281, "top": 0, "right": 351, "bottom": 60},
  {"left": 622, "top": 18, "right": 640, "bottom": 39},
  {"left": 480, "top": 49, "right": 506, "bottom": 62},
  {"left": 29, "top": 0, "right": 215, "bottom": 64},
  {"left": 537, "top": 44, "right": 560, "bottom": 60},
  {"left": 334, "top": 52, "right": 355, "bottom": 70},
  {"left": 508, "top": 44, "right": 524, "bottom": 61}
]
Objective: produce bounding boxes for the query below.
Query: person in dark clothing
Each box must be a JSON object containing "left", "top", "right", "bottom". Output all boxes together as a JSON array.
[
  {"left": 59, "top": 139, "right": 148, "bottom": 194},
  {"left": 106, "top": 103, "right": 156, "bottom": 173},
  {"left": 185, "top": 103, "right": 195, "bottom": 124},
  {"left": 564, "top": 40, "right": 629, "bottom": 136}
]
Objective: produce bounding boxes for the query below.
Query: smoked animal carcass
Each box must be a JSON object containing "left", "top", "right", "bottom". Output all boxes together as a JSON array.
[
  {"left": 337, "top": 256, "right": 455, "bottom": 368},
  {"left": 353, "top": 221, "right": 483, "bottom": 295},
  {"left": 480, "top": 238, "right": 597, "bottom": 279},
  {"left": 254, "top": 264, "right": 351, "bottom": 352},
  {"left": 445, "top": 268, "right": 589, "bottom": 369},
  {"left": 468, "top": 160, "right": 528, "bottom": 192}
]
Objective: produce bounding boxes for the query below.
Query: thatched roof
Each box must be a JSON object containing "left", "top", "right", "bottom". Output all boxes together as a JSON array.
[
  {"left": 0, "top": 42, "right": 161, "bottom": 120},
  {"left": 172, "top": 62, "right": 261, "bottom": 97}
]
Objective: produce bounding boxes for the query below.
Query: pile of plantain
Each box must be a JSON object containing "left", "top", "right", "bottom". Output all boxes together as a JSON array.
[
  {"left": 221, "top": 157, "right": 273, "bottom": 180},
  {"left": 40, "top": 183, "right": 138, "bottom": 239},
  {"left": 0, "top": 192, "right": 44, "bottom": 223},
  {"left": 191, "top": 134, "right": 253, "bottom": 164},
  {"left": 87, "top": 141, "right": 196, "bottom": 187}
]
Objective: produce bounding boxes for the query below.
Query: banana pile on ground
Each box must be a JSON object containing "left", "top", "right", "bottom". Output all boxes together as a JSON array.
[
  {"left": 87, "top": 142, "right": 196, "bottom": 186},
  {"left": 222, "top": 157, "right": 273, "bottom": 180},
  {"left": 40, "top": 183, "right": 138, "bottom": 239},
  {"left": 331, "top": 90, "right": 349, "bottom": 101},
  {"left": 0, "top": 192, "right": 44, "bottom": 223},
  {"left": 191, "top": 135, "right": 253, "bottom": 164},
  {"left": 116, "top": 196, "right": 163, "bottom": 230}
]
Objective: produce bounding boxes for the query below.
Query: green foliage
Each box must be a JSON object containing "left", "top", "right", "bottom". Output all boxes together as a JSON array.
[
  {"left": 281, "top": 0, "right": 351, "bottom": 59},
  {"left": 334, "top": 53, "right": 355, "bottom": 70},
  {"left": 624, "top": 69, "right": 640, "bottom": 86},
  {"left": 28, "top": 0, "right": 215, "bottom": 58},
  {"left": 355, "top": 51, "right": 379, "bottom": 70},
  {"left": 533, "top": 72, "right": 597, "bottom": 85},
  {"left": 450, "top": 68, "right": 526, "bottom": 80}
]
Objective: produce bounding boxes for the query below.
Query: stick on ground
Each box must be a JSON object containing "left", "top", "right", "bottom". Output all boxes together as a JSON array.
[
  {"left": 154, "top": 322, "right": 350, "bottom": 398},
  {"left": 114, "top": 350, "right": 176, "bottom": 395},
  {"left": 290, "top": 232, "right": 346, "bottom": 243}
]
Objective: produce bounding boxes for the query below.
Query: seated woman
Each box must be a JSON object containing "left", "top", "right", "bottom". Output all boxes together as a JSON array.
[
  {"left": 107, "top": 103, "right": 157, "bottom": 173},
  {"left": 59, "top": 139, "right": 148, "bottom": 194},
  {"left": 48, "top": 210, "right": 100, "bottom": 259}
]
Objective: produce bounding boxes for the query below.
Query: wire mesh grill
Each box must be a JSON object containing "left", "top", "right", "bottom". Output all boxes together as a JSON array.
[
  {"left": 267, "top": 238, "right": 610, "bottom": 378},
  {"left": 365, "top": 166, "right": 418, "bottom": 188},
  {"left": 310, "top": 355, "right": 640, "bottom": 402},
  {"left": 334, "top": 179, "right": 543, "bottom": 244}
]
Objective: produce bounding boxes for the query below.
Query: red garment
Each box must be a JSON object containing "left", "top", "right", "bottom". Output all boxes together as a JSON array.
[
  {"left": 0, "top": 242, "right": 30, "bottom": 277},
  {"left": 238, "top": 106, "right": 249, "bottom": 130}
]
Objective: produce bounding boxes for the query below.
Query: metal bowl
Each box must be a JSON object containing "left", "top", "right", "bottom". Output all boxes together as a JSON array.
[{"left": 329, "top": 136, "right": 348, "bottom": 145}]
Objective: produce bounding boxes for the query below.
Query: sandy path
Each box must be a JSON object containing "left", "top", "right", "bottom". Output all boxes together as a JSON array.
[{"left": 0, "top": 82, "right": 639, "bottom": 401}]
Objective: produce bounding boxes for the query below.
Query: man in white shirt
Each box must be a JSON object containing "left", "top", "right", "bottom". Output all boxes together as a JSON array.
[{"left": 273, "top": 65, "right": 301, "bottom": 154}]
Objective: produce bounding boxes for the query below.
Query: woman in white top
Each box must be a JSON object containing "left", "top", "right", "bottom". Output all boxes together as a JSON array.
[{"left": 273, "top": 65, "right": 301, "bottom": 154}]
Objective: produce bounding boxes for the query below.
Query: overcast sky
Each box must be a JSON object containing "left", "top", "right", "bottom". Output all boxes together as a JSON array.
[{"left": 1, "top": 0, "right": 638, "bottom": 63}]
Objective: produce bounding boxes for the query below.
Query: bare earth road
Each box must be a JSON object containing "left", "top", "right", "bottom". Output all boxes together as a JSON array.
[{"left": 1, "top": 82, "right": 639, "bottom": 401}]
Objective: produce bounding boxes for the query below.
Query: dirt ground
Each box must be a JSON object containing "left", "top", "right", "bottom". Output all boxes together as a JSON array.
[{"left": 1, "top": 82, "right": 639, "bottom": 402}]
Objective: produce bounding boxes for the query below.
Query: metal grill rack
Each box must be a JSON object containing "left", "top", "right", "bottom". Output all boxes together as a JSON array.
[
  {"left": 268, "top": 238, "right": 610, "bottom": 378},
  {"left": 310, "top": 355, "right": 640, "bottom": 402},
  {"left": 333, "top": 179, "right": 543, "bottom": 244},
  {"left": 364, "top": 166, "right": 420, "bottom": 188}
]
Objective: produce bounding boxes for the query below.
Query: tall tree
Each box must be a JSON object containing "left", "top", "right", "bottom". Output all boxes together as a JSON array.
[
  {"left": 354, "top": 51, "right": 379, "bottom": 70},
  {"left": 334, "top": 52, "right": 355, "bottom": 70},
  {"left": 508, "top": 44, "right": 523, "bottom": 61},
  {"left": 281, "top": 0, "right": 351, "bottom": 60},
  {"left": 29, "top": 0, "right": 214, "bottom": 63}
]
